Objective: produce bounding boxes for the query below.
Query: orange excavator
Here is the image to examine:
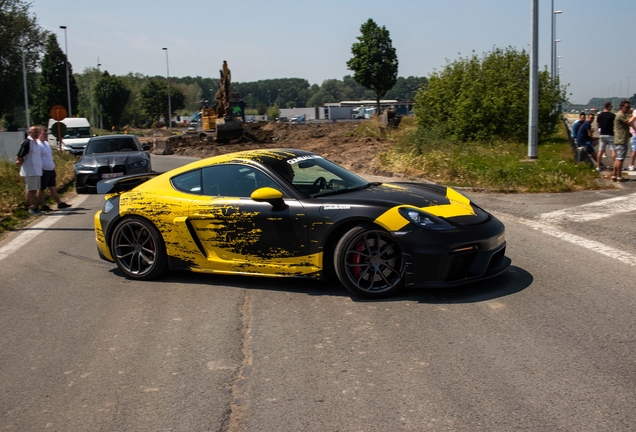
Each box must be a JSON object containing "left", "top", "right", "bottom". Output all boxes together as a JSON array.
[{"left": 199, "top": 60, "right": 246, "bottom": 141}]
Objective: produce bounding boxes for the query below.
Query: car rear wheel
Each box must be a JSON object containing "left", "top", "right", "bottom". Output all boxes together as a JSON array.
[
  {"left": 334, "top": 225, "right": 405, "bottom": 298},
  {"left": 111, "top": 216, "right": 166, "bottom": 280}
]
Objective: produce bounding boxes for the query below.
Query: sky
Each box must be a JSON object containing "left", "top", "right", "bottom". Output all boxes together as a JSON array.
[{"left": 32, "top": 0, "right": 636, "bottom": 105}]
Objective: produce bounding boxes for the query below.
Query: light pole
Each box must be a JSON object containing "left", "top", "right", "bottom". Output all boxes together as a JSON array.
[
  {"left": 278, "top": 88, "right": 281, "bottom": 108},
  {"left": 97, "top": 58, "right": 103, "bottom": 129},
  {"left": 21, "top": 35, "right": 30, "bottom": 128},
  {"left": 162, "top": 47, "right": 172, "bottom": 132},
  {"left": 60, "top": 26, "right": 72, "bottom": 116},
  {"left": 551, "top": 8, "right": 562, "bottom": 79}
]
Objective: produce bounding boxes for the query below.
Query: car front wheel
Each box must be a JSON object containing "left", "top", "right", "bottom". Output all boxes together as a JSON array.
[
  {"left": 334, "top": 225, "right": 405, "bottom": 298},
  {"left": 111, "top": 216, "right": 167, "bottom": 280}
]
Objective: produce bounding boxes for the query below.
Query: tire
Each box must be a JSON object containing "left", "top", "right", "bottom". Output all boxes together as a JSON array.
[
  {"left": 111, "top": 216, "right": 167, "bottom": 280},
  {"left": 334, "top": 225, "right": 405, "bottom": 298}
]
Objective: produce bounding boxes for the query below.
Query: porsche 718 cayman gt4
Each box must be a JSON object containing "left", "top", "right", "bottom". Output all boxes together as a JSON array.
[{"left": 94, "top": 149, "right": 510, "bottom": 298}]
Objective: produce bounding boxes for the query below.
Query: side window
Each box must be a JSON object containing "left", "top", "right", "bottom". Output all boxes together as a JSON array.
[
  {"left": 202, "top": 164, "right": 281, "bottom": 197},
  {"left": 171, "top": 169, "right": 202, "bottom": 194}
]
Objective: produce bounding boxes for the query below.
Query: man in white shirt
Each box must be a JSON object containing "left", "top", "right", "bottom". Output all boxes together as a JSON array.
[
  {"left": 16, "top": 126, "right": 43, "bottom": 215},
  {"left": 37, "top": 129, "right": 71, "bottom": 211}
]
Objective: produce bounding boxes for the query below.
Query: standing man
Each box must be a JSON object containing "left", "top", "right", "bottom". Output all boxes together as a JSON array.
[
  {"left": 576, "top": 113, "right": 599, "bottom": 167},
  {"left": 571, "top": 112, "right": 586, "bottom": 143},
  {"left": 16, "top": 126, "right": 43, "bottom": 215},
  {"left": 37, "top": 129, "right": 71, "bottom": 211},
  {"left": 628, "top": 107, "right": 636, "bottom": 171},
  {"left": 612, "top": 100, "right": 634, "bottom": 182},
  {"left": 596, "top": 102, "right": 615, "bottom": 171}
]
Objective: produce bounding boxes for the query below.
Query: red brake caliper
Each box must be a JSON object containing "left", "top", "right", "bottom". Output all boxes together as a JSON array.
[{"left": 351, "top": 240, "right": 364, "bottom": 278}]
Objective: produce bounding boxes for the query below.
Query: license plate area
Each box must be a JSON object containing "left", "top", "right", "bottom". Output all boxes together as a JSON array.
[{"left": 101, "top": 172, "right": 124, "bottom": 179}]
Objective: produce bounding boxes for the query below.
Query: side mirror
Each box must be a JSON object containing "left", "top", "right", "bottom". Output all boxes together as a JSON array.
[
  {"left": 250, "top": 187, "right": 285, "bottom": 208},
  {"left": 142, "top": 144, "right": 151, "bottom": 151}
]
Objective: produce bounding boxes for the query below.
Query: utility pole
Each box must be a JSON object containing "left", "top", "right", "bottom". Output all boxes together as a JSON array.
[{"left": 528, "top": 0, "right": 539, "bottom": 159}]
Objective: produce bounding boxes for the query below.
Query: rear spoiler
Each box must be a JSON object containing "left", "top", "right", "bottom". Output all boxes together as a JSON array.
[{"left": 97, "top": 172, "right": 163, "bottom": 194}]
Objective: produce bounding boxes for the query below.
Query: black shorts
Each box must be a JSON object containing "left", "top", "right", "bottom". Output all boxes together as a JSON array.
[{"left": 40, "top": 169, "right": 56, "bottom": 190}]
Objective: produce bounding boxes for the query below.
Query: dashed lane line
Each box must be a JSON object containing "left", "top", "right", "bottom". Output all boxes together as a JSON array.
[
  {"left": 497, "top": 212, "right": 636, "bottom": 267},
  {"left": 539, "top": 191, "right": 636, "bottom": 223}
]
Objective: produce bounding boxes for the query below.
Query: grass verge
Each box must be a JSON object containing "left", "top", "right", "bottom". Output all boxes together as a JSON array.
[
  {"left": 374, "top": 117, "right": 601, "bottom": 193},
  {"left": 0, "top": 151, "right": 76, "bottom": 234}
]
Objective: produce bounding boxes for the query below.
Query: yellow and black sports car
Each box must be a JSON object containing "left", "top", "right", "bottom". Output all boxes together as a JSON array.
[{"left": 94, "top": 149, "right": 510, "bottom": 298}]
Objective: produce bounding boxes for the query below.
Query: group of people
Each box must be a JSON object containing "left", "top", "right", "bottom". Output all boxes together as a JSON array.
[
  {"left": 571, "top": 100, "right": 636, "bottom": 182},
  {"left": 15, "top": 125, "right": 71, "bottom": 215}
]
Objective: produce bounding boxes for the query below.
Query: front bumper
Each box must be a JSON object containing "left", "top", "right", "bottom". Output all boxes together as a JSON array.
[{"left": 397, "top": 217, "right": 510, "bottom": 288}]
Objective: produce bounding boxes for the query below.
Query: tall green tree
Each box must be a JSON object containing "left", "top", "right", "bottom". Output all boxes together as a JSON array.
[
  {"left": 139, "top": 78, "right": 185, "bottom": 125},
  {"left": 414, "top": 47, "right": 566, "bottom": 142},
  {"left": 35, "top": 33, "right": 78, "bottom": 122},
  {"left": 0, "top": 0, "right": 47, "bottom": 123},
  {"left": 95, "top": 71, "right": 131, "bottom": 128},
  {"left": 346, "top": 19, "right": 398, "bottom": 115}
]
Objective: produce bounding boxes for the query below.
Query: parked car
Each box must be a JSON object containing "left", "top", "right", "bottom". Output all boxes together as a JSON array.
[
  {"left": 75, "top": 135, "right": 152, "bottom": 194},
  {"left": 93, "top": 149, "right": 510, "bottom": 298},
  {"left": 290, "top": 114, "right": 305, "bottom": 124}
]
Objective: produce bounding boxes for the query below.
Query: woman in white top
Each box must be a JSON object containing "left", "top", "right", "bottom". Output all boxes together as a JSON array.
[{"left": 38, "top": 130, "right": 70, "bottom": 211}]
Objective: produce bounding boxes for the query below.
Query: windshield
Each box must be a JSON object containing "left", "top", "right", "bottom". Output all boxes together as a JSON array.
[
  {"left": 64, "top": 127, "right": 92, "bottom": 138},
  {"left": 84, "top": 138, "right": 140, "bottom": 155},
  {"left": 273, "top": 155, "right": 369, "bottom": 198}
]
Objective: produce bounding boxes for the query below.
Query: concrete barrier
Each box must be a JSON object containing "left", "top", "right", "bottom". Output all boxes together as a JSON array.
[{"left": 0, "top": 131, "right": 25, "bottom": 161}]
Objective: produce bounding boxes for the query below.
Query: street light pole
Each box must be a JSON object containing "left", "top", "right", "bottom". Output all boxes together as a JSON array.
[
  {"left": 162, "top": 48, "right": 172, "bottom": 132},
  {"left": 552, "top": 9, "right": 562, "bottom": 80},
  {"left": 21, "top": 36, "right": 30, "bottom": 128},
  {"left": 528, "top": 0, "right": 539, "bottom": 159},
  {"left": 60, "top": 26, "right": 72, "bottom": 117}
]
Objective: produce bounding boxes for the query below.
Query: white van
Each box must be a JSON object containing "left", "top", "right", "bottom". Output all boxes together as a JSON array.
[{"left": 48, "top": 117, "right": 93, "bottom": 155}]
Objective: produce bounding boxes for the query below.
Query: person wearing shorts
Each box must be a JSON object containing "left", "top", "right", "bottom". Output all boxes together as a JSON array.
[
  {"left": 596, "top": 101, "right": 615, "bottom": 171},
  {"left": 628, "top": 109, "right": 636, "bottom": 171},
  {"left": 38, "top": 129, "right": 70, "bottom": 211},
  {"left": 612, "top": 101, "right": 633, "bottom": 181},
  {"left": 16, "top": 126, "right": 43, "bottom": 215}
]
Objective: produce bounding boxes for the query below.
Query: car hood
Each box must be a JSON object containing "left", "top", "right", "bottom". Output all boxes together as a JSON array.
[
  {"left": 78, "top": 152, "right": 146, "bottom": 166},
  {"left": 315, "top": 182, "right": 490, "bottom": 227}
]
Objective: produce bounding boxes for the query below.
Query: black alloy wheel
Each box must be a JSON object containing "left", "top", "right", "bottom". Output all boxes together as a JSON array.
[
  {"left": 111, "top": 216, "right": 167, "bottom": 280},
  {"left": 334, "top": 225, "right": 405, "bottom": 298}
]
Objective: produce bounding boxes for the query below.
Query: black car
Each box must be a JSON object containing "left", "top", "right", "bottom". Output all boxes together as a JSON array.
[
  {"left": 75, "top": 135, "right": 152, "bottom": 194},
  {"left": 94, "top": 149, "right": 510, "bottom": 298}
]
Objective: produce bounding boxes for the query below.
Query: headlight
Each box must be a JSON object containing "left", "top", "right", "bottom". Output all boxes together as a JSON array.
[
  {"left": 103, "top": 199, "right": 115, "bottom": 214},
  {"left": 75, "top": 164, "right": 95, "bottom": 172},
  {"left": 398, "top": 207, "right": 454, "bottom": 231},
  {"left": 129, "top": 159, "right": 148, "bottom": 168}
]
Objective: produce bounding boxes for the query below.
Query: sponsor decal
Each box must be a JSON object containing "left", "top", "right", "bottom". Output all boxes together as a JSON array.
[
  {"left": 322, "top": 205, "right": 350, "bottom": 210},
  {"left": 287, "top": 155, "right": 323, "bottom": 165}
]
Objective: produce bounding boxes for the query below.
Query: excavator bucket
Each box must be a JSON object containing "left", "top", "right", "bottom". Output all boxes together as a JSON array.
[{"left": 215, "top": 119, "right": 243, "bottom": 141}]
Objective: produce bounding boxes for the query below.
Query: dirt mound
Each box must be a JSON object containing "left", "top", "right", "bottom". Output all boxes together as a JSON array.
[{"left": 158, "top": 122, "right": 394, "bottom": 175}]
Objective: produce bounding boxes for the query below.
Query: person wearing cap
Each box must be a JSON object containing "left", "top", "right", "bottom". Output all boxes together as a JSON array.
[
  {"left": 596, "top": 101, "right": 615, "bottom": 171},
  {"left": 16, "top": 126, "right": 43, "bottom": 215},
  {"left": 37, "top": 129, "right": 71, "bottom": 211},
  {"left": 612, "top": 100, "right": 634, "bottom": 182}
]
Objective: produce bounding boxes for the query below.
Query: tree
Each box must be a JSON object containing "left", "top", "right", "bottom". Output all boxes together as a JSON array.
[
  {"left": 95, "top": 71, "right": 131, "bottom": 128},
  {"left": 346, "top": 19, "right": 398, "bottom": 115},
  {"left": 35, "top": 33, "right": 78, "bottom": 122},
  {"left": 0, "top": 0, "right": 47, "bottom": 122},
  {"left": 414, "top": 47, "right": 565, "bottom": 142},
  {"left": 139, "top": 78, "right": 185, "bottom": 124}
]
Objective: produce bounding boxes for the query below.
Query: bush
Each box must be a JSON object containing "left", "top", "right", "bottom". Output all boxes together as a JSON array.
[{"left": 414, "top": 47, "right": 565, "bottom": 142}]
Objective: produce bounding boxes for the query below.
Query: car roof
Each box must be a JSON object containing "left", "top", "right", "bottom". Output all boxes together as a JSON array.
[
  {"left": 164, "top": 148, "right": 315, "bottom": 176},
  {"left": 89, "top": 134, "right": 138, "bottom": 141}
]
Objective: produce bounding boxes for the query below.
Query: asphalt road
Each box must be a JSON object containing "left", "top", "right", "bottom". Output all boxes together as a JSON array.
[{"left": 1, "top": 154, "right": 635, "bottom": 431}]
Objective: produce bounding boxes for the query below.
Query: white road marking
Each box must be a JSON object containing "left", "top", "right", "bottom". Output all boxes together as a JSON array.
[
  {"left": 539, "top": 191, "right": 636, "bottom": 223},
  {"left": 497, "top": 212, "right": 636, "bottom": 267},
  {"left": 0, "top": 195, "right": 89, "bottom": 262}
]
